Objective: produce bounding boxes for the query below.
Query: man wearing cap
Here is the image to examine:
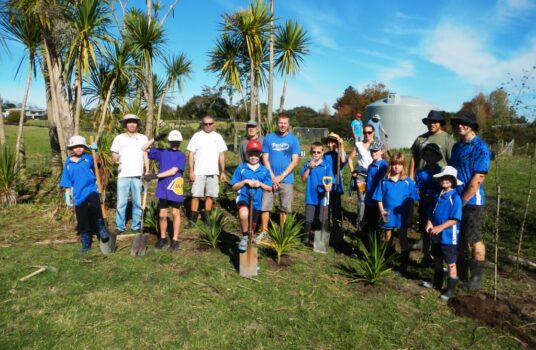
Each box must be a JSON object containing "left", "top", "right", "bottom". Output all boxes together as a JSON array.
[
  {"left": 110, "top": 114, "right": 149, "bottom": 233},
  {"left": 409, "top": 110, "right": 455, "bottom": 179},
  {"left": 259, "top": 112, "right": 301, "bottom": 240},
  {"left": 186, "top": 115, "right": 228, "bottom": 224},
  {"left": 351, "top": 112, "right": 363, "bottom": 142},
  {"left": 238, "top": 120, "right": 263, "bottom": 164},
  {"left": 368, "top": 114, "right": 388, "bottom": 142},
  {"left": 449, "top": 110, "right": 491, "bottom": 292}
]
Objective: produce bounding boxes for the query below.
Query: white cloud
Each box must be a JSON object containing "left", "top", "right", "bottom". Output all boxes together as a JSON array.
[
  {"left": 378, "top": 61, "right": 415, "bottom": 83},
  {"left": 496, "top": 0, "right": 536, "bottom": 20}
]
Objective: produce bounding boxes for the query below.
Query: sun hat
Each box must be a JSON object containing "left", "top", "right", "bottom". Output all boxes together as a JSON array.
[
  {"left": 246, "top": 120, "right": 258, "bottom": 127},
  {"left": 67, "top": 135, "right": 88, "bottom": 149},
  {"left": 451, "top": 110, "right": 478, "bottom": 129},
  {"left": 167, "top": 130, "right": 183, "bottom": 142},
  {"left": 422, "top": 143, "right": 443, "bottom": 160},
  {"left": 371, "top": 114, "right": 381, "bottom": 120},
  {"left": 321, "top": 132, "right": 342, "bottom": 144},
  {"left": 246, "top": 139, "right": 262, "bottom": 152},
  {"left": 422, "top": 110, "right": 445, "bottom": 125},
  {"left": 120, "top": 113, "right": 141, "bottom": 126},
  {"left": 369, "top": 139, "right": 385, "bottom": 151},
  {"left": 433, "top": 165, "right": 463, "bottom": 186}
]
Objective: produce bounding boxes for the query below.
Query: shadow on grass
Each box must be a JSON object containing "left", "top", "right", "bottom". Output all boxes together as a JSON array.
[{"left": 217, "top": 230, "right": 240, "bottom": 271}]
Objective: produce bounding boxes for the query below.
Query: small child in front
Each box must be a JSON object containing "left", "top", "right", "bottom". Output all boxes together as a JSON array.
[
  {"left": 230, "top": 140, "right": 272, "bottom": 252},
  {"left": 300, "top": 142, "right": 334, "bottom": 245},
  {"left": 373, "top": 152, "right": 419, "bottom": 275},
  {"left": 142, "top": 130, "right": 186, "bottom": 251},
  {"left": 60, "top": 135, "right": 110, "bottom": 253},
  {"left": 425, "top": 165, "right": 463, "bottom": 301}
]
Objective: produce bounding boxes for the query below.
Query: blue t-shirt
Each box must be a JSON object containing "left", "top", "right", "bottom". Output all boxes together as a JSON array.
[
  {"left": 351, "top": 119, "right": 363, "bottom": 140},
  {"left": 148, "top": 148, "right": 186, "bottom": 203},
  {"left": 365, "top": 159, "right": 388, "bottom": 206},
  {"left": 230, "top": 163, "right": 272, "bottom": 210},
  {"left": 323, "top": 151, "right": 347, "bottom": 194},
  {"left": 262, "top": 132, "right": 301, "bottom": 184},
  {"left": 415, "top": 165, "right": 442, "bottom": 214},
  {"left": 300, "top": 160, "right": 334, "bottom": 206},
  {"left": 449, "top": 135, "right": 490, "bottom": 206},
  {"left": 368, "top": 119, "right": 384, "bottom": 140},
  {"left": 59, "top": 153, "right": 99, "bottom": 206},
  {"left": 428, "top": 189, "right": 462, "bottom": 245},
  {"left": 372, "top": 177, "right": 419, "bottom": 229}
]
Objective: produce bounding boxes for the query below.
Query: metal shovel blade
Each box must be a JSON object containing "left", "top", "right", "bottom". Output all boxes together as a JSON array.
[
  {"left": 239, "top": 246, "right": 258, "bottom": 277},
  {"left": 313, "top": 229, "right": 330, "bottom": 254},
  {"left": 130, "top": 233, "right": 148, "bottom": 257},
  {"left": 100, "top": 233, "right": 117, "bottom": 254}
]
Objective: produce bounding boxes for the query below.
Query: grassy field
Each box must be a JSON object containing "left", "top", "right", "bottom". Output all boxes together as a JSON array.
[{"left": 1, "top": 125, "right": 535, "bottom": 349}]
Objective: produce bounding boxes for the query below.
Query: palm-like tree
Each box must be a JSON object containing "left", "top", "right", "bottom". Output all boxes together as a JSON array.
[
  {"left": 123, "top": 9, "right": 165, "bottom": 138},
  {"left": 155, "top": 53, "right": 192, "bottom": 134},
  {"left": 275, "top": 19, "right": 310, "bottom": 113},
  {"left": 68, "top": 0, "right": 111, "bottom": 134},
  {"left": 1, "top": 10, "right": 41, "bottom": 168},
  {"left": 267, "top": 0, "right": 274, "bottom": 127}
]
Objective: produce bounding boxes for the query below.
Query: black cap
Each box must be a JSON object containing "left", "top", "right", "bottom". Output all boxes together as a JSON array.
[
  {"left": 422, "top": 143, "right": 443, "bottom": 160},
  {"left": 422, "top": 110, "right": 445, "bottom": 125},
  {"left": 451, "top": 110, "right": 478, "bottom": 130}
]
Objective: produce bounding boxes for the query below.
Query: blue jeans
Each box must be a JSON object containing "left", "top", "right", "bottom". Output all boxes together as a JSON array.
[{"left": 116, "top": 177, "right": 142, "bottom": 231}]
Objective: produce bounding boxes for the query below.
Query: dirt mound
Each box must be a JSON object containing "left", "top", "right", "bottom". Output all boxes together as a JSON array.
[{"left": 449, "top": 292, "right": 536, "bottom": 348}]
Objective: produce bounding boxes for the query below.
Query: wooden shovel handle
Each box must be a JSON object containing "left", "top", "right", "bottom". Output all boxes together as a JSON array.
[
  {"left": 19, "top": 267, "right": 46, "bottom": 281},
  {"left": 89, "top": 136, "right": 106, "bottom": 218}
]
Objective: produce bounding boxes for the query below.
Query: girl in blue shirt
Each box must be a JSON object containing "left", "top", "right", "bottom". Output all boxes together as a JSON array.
[{"left": 373, "top": 153, "right": 418, "bottom": 274}]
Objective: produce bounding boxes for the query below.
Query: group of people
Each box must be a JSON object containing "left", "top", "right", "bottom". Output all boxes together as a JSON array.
[{"left": 60, "top": 108, "right": 490, "bottom": 300}]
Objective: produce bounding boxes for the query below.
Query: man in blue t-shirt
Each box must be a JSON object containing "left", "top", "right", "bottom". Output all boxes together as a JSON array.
[
  {"left": 350, "top": 112, "right": 363, "bottom": 141},
  {"left": 259, "top": 113, "right": 301, "bottom": 241},
  {"left": 449, "top": 110, "right": 491, "bottom": 292}
]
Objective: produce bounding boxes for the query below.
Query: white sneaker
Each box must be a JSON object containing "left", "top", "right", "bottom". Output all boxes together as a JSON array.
[{"left": 254, "top": 231, "right": 269, "bottom": 244}]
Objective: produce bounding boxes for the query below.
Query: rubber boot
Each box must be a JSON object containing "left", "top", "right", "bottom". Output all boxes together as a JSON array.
[
  {"left": 96, "top": 218, "right": 110, "bottom": 243},
  {"left": 433, "top": 269, "right": 444, "bottom": 290},
  {"left": 201, "top": 211, "right": 210, "bottom": 225},
  {"left": 440, "top": 277, "right": 459, "bottom": 301},
  {"left": 386, "top": 245, "right": 397, "bottom": 259},
  {"left": 465, "top": 260, "right": 484, "bottom": 292},
  {"left": 302, "top": 222, "right": 312, "bottom": 244},
  {"left": 187, "top": 211, "right": 199, "bottom": 228},
  {"left": 80, "top": 233, "right": 92, "bottom": 253},
  {"left": 399, "top": 251, "right": 410, "bottom": 276}
]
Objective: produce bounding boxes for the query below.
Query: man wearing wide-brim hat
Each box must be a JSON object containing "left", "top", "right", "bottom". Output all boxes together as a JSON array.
[
  {"left": 448, "top": 110, "right": 491, "bottom": 292},
  {"left": 110, "top": 114, "right": 149, "bottom": 233}
]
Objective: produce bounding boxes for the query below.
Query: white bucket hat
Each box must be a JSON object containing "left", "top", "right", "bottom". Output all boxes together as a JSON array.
[
  {"left": 433, "top": 166, "right": 463, "bottom": 186},
  {"left": 168, "top": 130, "right": 183, "bottom": 142},
  {"left": 372, "top": 114, "right": 381, "bottom": 120},
  {"left": 120, "top": 113, "right": 141, "bottom": 126},
  {"left": 67, "top": 135, "right": 88, "bottom": 148}
]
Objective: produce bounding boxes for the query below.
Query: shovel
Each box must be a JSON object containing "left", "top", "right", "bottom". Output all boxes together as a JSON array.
[
  {"left": 19, "top": 265, "right": 59, "bottom": 281},
  {"left": 240, "top": 188, "right": 258, "bottom": 277},
  {"left": 89, "top": 136, "right": 115, "bottom": 255},
  {"left": 314, "top": 176, "right": 332, "bottom": 254},
  {"left": 131, "top": 181, "right": 149, "bottom": 256}
]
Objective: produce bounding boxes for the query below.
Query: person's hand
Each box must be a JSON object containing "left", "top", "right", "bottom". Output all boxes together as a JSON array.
[
  {"left": 65, "top": 191, "right": 73, "bottom": 207},
  {"left": 274, "top": 174, "right": 285, "bottom": 184},
  {"left": 351, "top": 170, "right": 358, "bottom": 178},
  {"left": 220, "top": 172, "right": 227, "bottom": 183},
  {"left": 429, "top": 225, "right": 442, "bottom": 235},
  {"left": 425, "top": 222, "right": 433, "bottom": 234},
  {"left": 143, "top": 174, "right": 158, "bottom": 182},
  {"left": 88, "top": 143, "right": 98, "bottom": 151},
  {"left": 251, "top": 180, "right": 260, "bottom": 188},
  {"left": 324, "top": 183, "right": 332, "bottom": 192},
  {"left": 189, "top": 171, "right": 196, "bottom": 182},
  {"left": 307, "top": 160, "right": 317, "bottom": 169},
  {"left": 154, "top": 132, "right": 168, "bottom": 141}
]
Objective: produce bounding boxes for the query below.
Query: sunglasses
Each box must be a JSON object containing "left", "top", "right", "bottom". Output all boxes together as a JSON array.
[
  {"left": 203, "top": 122, "right": 214, "bottom": 126},
  {"left": 451, "top": 120, "right": 470, "bottom": 127},
  {"left": 364, "top": 131, "right": 373, "bottom": 134},
  {"left": 311, "top": 151, "right": 322, "bottom": 154}
]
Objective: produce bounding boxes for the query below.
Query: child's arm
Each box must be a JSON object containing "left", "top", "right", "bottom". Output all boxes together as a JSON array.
[
  {"left": 301, "top": 160, "right": 315, "bottom": 181},
  {"left": 142, "top": 138, "right": 155, "bottom": 152},
  {"left": 231, "top": 179, "right": 252, "bottom": 191},
  {"left": 425, "top": 219, "right": 434, "bottom": 233},
  {"left": 427, "top": 219, "right": 458, "bottom": 235},
  {"left": 347, "top": 147, "right": 356, "bottom": 174},
  {"left": 377, "top": 201, "right": 387, "bottom": 216}
]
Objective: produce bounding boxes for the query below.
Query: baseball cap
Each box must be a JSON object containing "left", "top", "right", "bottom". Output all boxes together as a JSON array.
[
  {"left": 167, "top": 130, "right": 183, "bottom": 142},
  {"left": 246, "top": 120, "right": 258, "bottom": 127},
  {"left": 246, "top": 139, "right": 262, "bottom": 152}
]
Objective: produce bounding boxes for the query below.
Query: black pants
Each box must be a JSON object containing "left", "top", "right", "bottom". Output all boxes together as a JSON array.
[
  {"left": 329, "top": 191, "right": 343, "bottom": 224},
  {"left": 75, "top": 192, "right": 103, "bottom": 234}
]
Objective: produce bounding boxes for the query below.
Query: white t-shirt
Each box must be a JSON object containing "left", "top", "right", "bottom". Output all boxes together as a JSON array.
[
  {"left": 110, "top": 133, "right": 148, "bottom": 177},
  {"left": 186, "top": 130, "right": 227, "bottom": 176},
  {"left": 356, "top": 141, "right": 373, "bottom": 169}
]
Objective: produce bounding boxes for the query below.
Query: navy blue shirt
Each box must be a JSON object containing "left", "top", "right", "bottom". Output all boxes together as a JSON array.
[
  {"left": 449, "top": 135, "right": 490, "bottom": 206},
  {"left": 230, "top": 163, "right": 272, "bottom": 210},
  {"left": 372, "top": 177, "right": 419, "bottom": 229},
  {"left": 428, "top": 189, "right": 462, "bottom": 245},
  {"left": 300, "top": 160, "right": 334, "bottom": 205},
  {"left": 262, "top": 132, "right": 301, "bottom": 184},
  {"left": 323, "top": 151, "right": 347, "bottom": 194},
  {"left": 59, "top": 153, "right": 99, "bottom": 206},
  {"left": 365, "top": 159, "right": 388, "bottom": 206},
  {"left": 415, "top": 165, "right": 442, "bottom": 214}
]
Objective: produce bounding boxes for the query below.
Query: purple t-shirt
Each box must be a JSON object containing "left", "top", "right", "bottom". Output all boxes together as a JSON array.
[{"left": 148, "top": 148, "right": 186, "bottom": 203}]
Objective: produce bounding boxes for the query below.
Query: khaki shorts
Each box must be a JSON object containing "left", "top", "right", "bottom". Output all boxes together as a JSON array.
[
  {"left": 261, "top": 183, "right": 293, "bottom": 212},
  {"left": 191, "top": 175, "right": 220, "bottom": 198}
]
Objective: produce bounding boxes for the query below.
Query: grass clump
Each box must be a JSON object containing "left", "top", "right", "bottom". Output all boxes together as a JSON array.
[
  {"left": 194, "top": 209, "right": 225, "bottom": 248},
  {"left": 347, "top": 232, "right": 396, "bottom": 285},
  {"left": 260, "top": 212, "right": 303, "bottom": 264},
  {"left": 0, "top": 145, "right": 19, "bottom": 206}
]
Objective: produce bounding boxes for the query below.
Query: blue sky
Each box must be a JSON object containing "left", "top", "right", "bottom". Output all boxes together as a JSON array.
[{"left": 1, "top": 0, "right": 535, "bottom": 117}]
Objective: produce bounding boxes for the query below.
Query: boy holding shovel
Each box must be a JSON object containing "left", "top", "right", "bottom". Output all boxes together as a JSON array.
[
  {"left": 60, "top": 135, "right": 110, "bottom": 253},
  {"left": 230, "top": 140, "right": 273, "bottom": 252}
]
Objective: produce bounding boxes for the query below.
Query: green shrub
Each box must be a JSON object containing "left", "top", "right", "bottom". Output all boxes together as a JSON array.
[
  {"left": 195, "top": 209, "right": 225, "bottom": 249},
  {"left": 7, "top": 111, "right": 26, "bottom": 124},
  {"left": 142, "top": 200, "right": 159, "bottom": 234},
  {"left": 260, "top": 213, "right": 303, "bottom": 265},
  {"left": 0, "top": 145, "right": 19, "bottom": 206}
]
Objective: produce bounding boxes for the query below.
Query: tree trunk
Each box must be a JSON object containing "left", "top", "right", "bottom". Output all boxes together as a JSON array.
[
  {"left": 0, "top": 96, "right": 5, "bottom": 146},
  {"left": 240, "top": 88, "right": 248, "bottom": 120},
  {"left": 145, "top": 59, "right": 154, "bottom": 138},
  {"left": 267, "top": 0, "right": 274, "bottom": 124},
  {"left": 155, "top": 85, "right": 169, "bottom": 136},
  {"left": 96, "top": 77, "right": 116, "bottom": 143},
  {"left": 256, "top": 85, "right": 261, "bottom": 129},
  {"left": 15, "top": 61, "right": 33, "bottom": 170},
  {"left": 73, "top": 64, "right": 82, "bottom": 135},
  {"left": 279, "top": 73, "right": 289, "bottom": 113},
  {"left": 249, "top": 56, "right": 256, "bottom": 121}
]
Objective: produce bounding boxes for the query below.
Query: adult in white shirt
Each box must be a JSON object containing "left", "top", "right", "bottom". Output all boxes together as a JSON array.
[
  {"left": 110, "top": 114, "right": 149, "bottom": 232},
  {"left": 186, "top": 115, "right": 228, "bottom": 224}
]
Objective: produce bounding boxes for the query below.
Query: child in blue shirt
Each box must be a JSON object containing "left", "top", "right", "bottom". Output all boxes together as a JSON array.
[
  {"left": 231, "top": 140, "right": 273, "bottom": 252},
  {"left": 142, "top": 130, "right": 187, "bottom": 251},
  {"left": 415, "top": 143, "right": 443, "bottom": 265},
  {"left": 425, "top": 166, "right": 463, "bottom": 301},
  {"left": 300, "top": 142, "right": 334, "bottom": 245},
  {"left": 373, "top": 152, "right": 419, "bottom": 274},
  {"left": 363, "top": 140, "right": 388, "bottom": 235},
  {"left": 60, "top": 135, "right": 110, "bottom": 253}
]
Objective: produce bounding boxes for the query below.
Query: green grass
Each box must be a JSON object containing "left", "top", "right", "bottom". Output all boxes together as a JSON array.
[{"left": 0, "top": 125, "right": 535, "bottom": 348}]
